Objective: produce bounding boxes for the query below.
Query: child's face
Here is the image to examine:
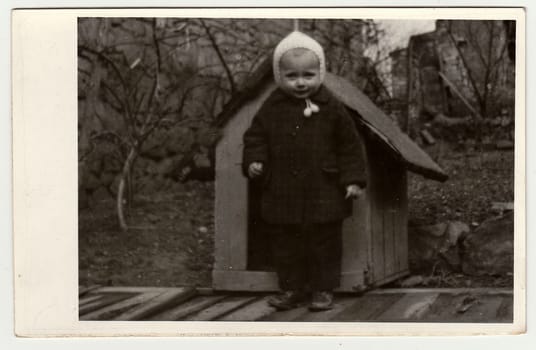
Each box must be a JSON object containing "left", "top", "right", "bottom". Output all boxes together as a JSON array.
[{"left": 279, "top": 48, "right": 321, "bottom": 99}]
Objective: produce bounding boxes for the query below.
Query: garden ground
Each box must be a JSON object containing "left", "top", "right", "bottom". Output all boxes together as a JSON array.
[{"left": 79, "top": 147, "right": 514, "bottom": 289}]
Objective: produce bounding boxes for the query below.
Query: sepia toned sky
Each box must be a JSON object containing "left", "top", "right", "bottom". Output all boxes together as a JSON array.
[
  {"left": 377, "top": 19, "right": 436, "bottom": 51},
  {"left": 365, "top": 20, "right": 435, "bottom": 93}
]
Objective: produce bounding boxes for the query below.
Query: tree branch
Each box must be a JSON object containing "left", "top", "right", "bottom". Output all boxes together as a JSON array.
[
  {"left": 445, "top": 23, "right": 485, "bottom": 115},
  {"left": 199, "top": 19, "right": 236, "bottom": 94}
]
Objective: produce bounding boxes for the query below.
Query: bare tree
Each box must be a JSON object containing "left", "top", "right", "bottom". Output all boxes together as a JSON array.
[
  {"left": 444, "top": 20, "right": 511, "bottom": 119},
  {"left": 79, "top": 18, "right": 211, "bottom": 229},
  {"left": 78, "top": 18, "right": 388, "bottom": 230}
]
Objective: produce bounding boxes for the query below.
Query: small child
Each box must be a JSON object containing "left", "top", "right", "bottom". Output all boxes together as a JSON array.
[{"left": 242, "top": 31, "right": 367, "bottom": 311}]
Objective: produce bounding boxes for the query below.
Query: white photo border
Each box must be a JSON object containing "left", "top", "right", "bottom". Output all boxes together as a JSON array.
[{"left": 10, "top": 6, "right": 526, "bottom": 338}]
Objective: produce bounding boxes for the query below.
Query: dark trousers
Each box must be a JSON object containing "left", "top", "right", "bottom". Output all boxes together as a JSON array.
[{"left": 268, "top": 221, "right": 342, "bottom": 291}]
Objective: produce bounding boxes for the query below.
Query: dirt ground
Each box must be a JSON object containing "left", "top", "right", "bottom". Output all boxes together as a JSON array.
[
  {"left": 79, "top": 181, "right": 215, "bottom": 288},
  {"left": 409, "top": 146, "right": 514, "bottom": 226},
  {"left": 79, "top": 148, "right": 514, "bottom": 289}
]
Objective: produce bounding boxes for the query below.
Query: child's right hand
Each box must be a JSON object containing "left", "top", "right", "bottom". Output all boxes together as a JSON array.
[{"left": 248, "top": 162, "right": 264, "bottom": 178}]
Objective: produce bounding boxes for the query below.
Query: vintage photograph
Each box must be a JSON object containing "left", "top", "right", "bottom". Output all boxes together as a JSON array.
[{"left": 77, "top": 17, "right": 516, "bottom": 323}]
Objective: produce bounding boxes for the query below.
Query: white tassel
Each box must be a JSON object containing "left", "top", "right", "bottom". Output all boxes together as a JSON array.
[
  {"left": 303, "top": 98, "right": 319, "bottom": 117},
  {"left": 310, "top": 101, "right": 319, "bottom": 113}
]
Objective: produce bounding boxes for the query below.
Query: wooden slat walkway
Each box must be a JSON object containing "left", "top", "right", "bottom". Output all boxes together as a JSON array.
[{"left": 79, "top": 286, "right": 513, "bottom": 323}]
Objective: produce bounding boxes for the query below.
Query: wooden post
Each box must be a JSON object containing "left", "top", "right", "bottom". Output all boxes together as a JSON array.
[{"left": 438, "top": 71, "right": 481, "bottom": 118}]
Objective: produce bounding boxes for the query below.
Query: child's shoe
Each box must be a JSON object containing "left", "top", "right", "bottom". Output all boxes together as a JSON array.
[
  {"left": 268, "top": 290, "right": 307, "bottom": 311},
  {"left": 308, "top": 291, "right": 334, "bottom": 311}
]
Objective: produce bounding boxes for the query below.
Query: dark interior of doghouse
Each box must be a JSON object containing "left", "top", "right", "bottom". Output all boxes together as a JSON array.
[
  {"left": 246, "top": 179, "right": 275, "bottom": 271},
  {"left": 245, "top": 107, "right": 398, "bottom": 272}
]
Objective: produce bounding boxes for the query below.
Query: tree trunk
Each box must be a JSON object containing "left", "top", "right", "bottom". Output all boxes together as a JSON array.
[{"left": 117, "top": 146, "right": 137, "bottom": 231}]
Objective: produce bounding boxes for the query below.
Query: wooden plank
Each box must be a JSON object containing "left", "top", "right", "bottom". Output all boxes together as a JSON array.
[
  {"left": 371, "top": 269, "right": 409, "bottom": 288},
  {"left": 218, "top": 296, "right": 276, "bottom": 321},
  {"left": 495, "top": 295, "right": 514, "bottom": 323},
  {"left": 375, "top": 292, "right": 439, "bottom": 321},
  {"left": 341, "top": 205, "right": 362, "bottom": 281},
  {"left": 363, "top": 149, "right": 375, "bottom": 288},
  {"left": 418, "top": 293, "right": 475, "bottom": 322},
  {"left": 95, "top": 286, "right": 171, "bottom": 294},
  {"left": 80, "top": 291, "right": 162, "bottom": 321},
  {"left": 213, "top": 147, "right": 230, "bottom": 271},
  {"left": 212, "top": 270, "right": 279, "bottom": 292},
  {"left": 295, "top": 297, "right": 357, "bottom": 322},
  {"left": 214, "top": 144, "right": 248, "bottom": 271},
  {"left": 420, "top": 293, "right": 511, "bottom": 323},
  {"left": 79, "top": 285, "right": 101, "bottom": 297},
  {"left": 368, "top": 151, "right": 385, "bottom": 283},
  {"left": 214, "top": 141, "right": 244, "bottom": 272},
  {"left": 79, "top": 294, "right": 102, "bottom": 307},
  {"left": 383, "top": 202, "right": 396, "bottom": 277},
  {"left": 340, "top": 134, "right": 370, "bottom": 290},
  {"left": 148, "top": 295, "right": 227, "bottom": 321},
  {"left": 334, "top": 293, "right": 404, "bottom": 321},
  {"left": 391, "top": 167, "right": 402, "bottom": 273},
  {"left": 435, "top": 40, "right": 451, "bottom": 114},
  {"left": 438, "top": 71, "right": 480, "bottom": 117},
  {"left": 185, "top": 296, "right": 258, "bottom": 321},
  {"left": 382, "top": 162, "right": 396, "bottom": 278},
  {"left": 368, "top": 288, "right": 513, "bottom": 295},
  {"left": 397, "top": 170, "right": 409, "bottom": 271},
  {"left": 79, "top": 293, "right": 137, "bottom": 317},
  {"left": 453, "top": 295, "right": 505, "bottom": 323},
  {"left": 260, "top": 305, "right": 310, "bottom": 322},
  {"left": 196, "top": 287, "right": 215, "bottom": 295},
  {"left": 114, "top": 287, "right": 197, "bottom": 321},
  {"left": 376, "top": 164, "right": 400, "bottom": 277}
]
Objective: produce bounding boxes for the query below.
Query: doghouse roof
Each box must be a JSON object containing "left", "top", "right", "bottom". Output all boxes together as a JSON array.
[{"left": 216, "top": 59, "right": 448, "bottom": 182}]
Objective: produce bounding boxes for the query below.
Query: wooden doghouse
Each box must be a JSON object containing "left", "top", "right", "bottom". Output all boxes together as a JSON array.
[{"left": 212, "top": 61, "right": 447, "bottom": 292}]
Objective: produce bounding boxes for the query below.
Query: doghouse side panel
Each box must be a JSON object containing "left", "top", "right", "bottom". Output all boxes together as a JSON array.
[
  {"left": 339, "top": 192, "right": 370, "bottom": 291},
  {"left": 214, "top": 128, "right": 249, "bottom": 271},
  {"left": 367, "top": 140, "right": 410, "bottom": 286},
  {"left": 382, "top": 162, "right": 409, "bottom": 278},
  {"left": 213, "top": 83, "right": 277, "bottom": 290},
  {"left": 368, "top": 145, "right": 386, "bottom": 283},
  {"left": 383, "top": 163, "right": 400, "bottom": 278},
  {"left": 383, "top": 163, "right": 397, "bottom": 278},
  {"left": 395, "top": 169, "right": 409, "bottom": 272},
  {"left": 339, "top": 129, "right": 371, "bottom": 292}
]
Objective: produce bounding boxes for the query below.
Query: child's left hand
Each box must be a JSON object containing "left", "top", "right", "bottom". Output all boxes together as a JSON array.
[{"left": 345, "top": 184, "right": 364, "bottom": 199}]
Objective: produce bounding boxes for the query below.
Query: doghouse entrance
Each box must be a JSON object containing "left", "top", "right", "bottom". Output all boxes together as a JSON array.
[
  {"left": 211, "top": 74, "right": 430, "bottom": 291},
  {"left": 246, "top": 181, "right": 275, "bottom": 271}
]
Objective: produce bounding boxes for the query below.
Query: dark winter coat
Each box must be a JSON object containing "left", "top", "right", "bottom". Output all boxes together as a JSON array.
[{"left": 242, "top": 85, "right": 367, "bottom": 224}]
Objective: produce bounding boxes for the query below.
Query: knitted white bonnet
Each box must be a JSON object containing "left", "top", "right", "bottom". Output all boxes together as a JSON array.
[{"left": 272, "top": 31, "right": 326, "bottom": 86}]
